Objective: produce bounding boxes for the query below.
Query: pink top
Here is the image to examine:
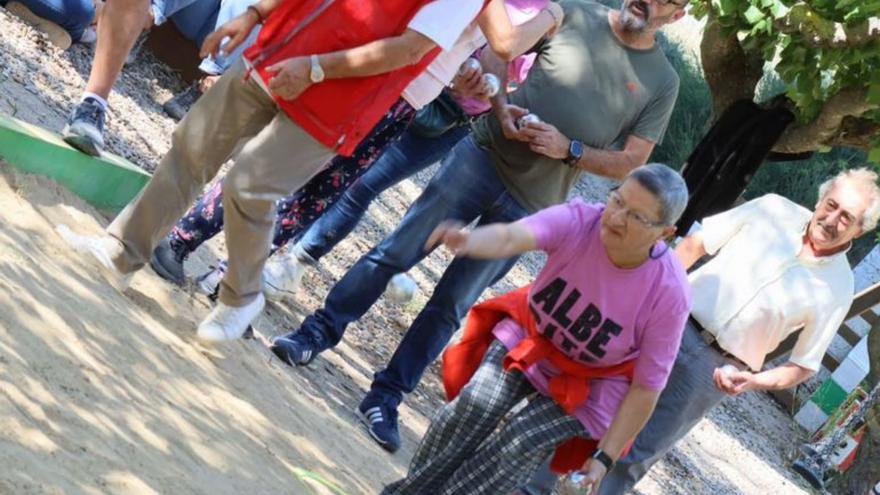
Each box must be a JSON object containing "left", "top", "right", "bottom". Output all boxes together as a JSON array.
[
  {"left": 492, "top": 199, "right": 691, "bottom": 438},
  {"left": 455, "top": 0, "right": 547, "bottom": 116}
]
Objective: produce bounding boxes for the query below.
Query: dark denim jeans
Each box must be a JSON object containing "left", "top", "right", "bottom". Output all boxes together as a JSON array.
[
  {"left": 299, "top": 124, "right": 470, "bottom": 261},
  {"left": 1, "top": 0, "right": 94, "bottom": 40},
  {"left": 297, "top": 136, "right": 530, "bottom": 406},
  {"left": 168, "top": 0, "right": 261, "bottom": 75}
]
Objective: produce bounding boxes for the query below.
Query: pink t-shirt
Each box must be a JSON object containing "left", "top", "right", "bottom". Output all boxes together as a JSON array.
[
  {"left": 455, "top": 0, "right": 547, "bottom": 116},
  {"left": 492, "top": 199, "right": 691, "bottom": 438}
]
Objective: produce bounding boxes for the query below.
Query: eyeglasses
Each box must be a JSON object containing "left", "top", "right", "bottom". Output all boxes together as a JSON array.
[{"left": 606, "top": 189, "right": 666, "bottom": 228}]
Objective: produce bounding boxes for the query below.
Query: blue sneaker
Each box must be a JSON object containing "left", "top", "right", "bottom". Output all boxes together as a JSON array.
[
  {"left": 270, "top": 329, "right": 329, "bottom": 366},
  {"left": 357, "top": 398, "right": 401, "bottom": 453},
  {"left": 62, "top": 97, "right": 106, "bottom": 156}
]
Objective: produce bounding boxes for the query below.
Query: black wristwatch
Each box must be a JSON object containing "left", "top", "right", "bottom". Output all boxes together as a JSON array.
[
  {"left": 564, "top": 139, "right": 583, "bottom": 166},
  {"left": 591, "top": 448, "right": 615, "bottom": 470}
]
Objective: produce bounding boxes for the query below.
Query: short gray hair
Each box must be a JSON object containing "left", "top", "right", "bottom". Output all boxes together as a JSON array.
[
  {"left": 625, "top": 163, "right": 689, "bottom": 226},
  {"left": 818, "top": 167, "right": 880, "bottom": 231}
]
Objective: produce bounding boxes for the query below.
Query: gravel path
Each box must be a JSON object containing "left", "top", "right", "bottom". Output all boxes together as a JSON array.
[{"left": 0, "top": 9, "right": 819, "bottom": 494}]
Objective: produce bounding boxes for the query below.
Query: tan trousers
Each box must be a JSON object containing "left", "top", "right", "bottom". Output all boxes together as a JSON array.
[{"left": 107, "top": 61, "right": 335, "bottom": 306}]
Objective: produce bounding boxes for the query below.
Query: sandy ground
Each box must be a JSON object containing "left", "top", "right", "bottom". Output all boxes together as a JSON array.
[{"left": 0, "top": 7, "right": 821, "bottom": 495}]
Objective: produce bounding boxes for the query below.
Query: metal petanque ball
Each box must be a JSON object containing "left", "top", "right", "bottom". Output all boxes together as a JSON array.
[
  {"left": 557, "top": 472, "right": 590, "bottom": 495},
  {"left": 719, "top": 364, "right": 739, "bottom": 376},
  {"left": 386, "top": 273, "right": 417, "bottom": 304},
  {"left": 516, "top": 113, "right": 541, "bottom": 129},
  {"left": 482, "top": 73, "right": 501, "bottom": 97},
  {"left": 459, "top": 58, "right": 482, "bottom": 75}
]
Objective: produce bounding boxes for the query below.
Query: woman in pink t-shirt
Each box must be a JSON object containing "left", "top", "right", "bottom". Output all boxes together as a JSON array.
[{"left": 383, "top": 164, "right": 692, "bottom": 495}]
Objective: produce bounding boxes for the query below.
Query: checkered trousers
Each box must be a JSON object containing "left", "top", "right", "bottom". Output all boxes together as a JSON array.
[{"left": 383, "top": 341, "right": 585, "bottom": 495}]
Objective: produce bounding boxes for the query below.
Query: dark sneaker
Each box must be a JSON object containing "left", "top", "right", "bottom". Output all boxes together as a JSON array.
[
  {"left": 149, "top": 236, "right": 189, "bottom": 286},
  {"left": 62, "top": 97, "right": 106, "bottom": 156},
  {"left": 270, "top": 329, "right": 329, "bottom": 366},
  {"left": 357, "top": 398, "right": 401, "bottom": 453},
  {"left": 163, "top": 84, "right": 202, "bottom": 121}
]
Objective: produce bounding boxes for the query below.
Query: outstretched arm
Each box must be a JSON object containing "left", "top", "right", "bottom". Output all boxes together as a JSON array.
[{"left": 425, "top": 220, "right": 538, "bottom": 259}]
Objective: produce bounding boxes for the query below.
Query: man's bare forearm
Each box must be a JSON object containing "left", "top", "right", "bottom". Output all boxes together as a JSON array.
[
  {"left": 574, "top": 147, "right": 643, "bottom": 180},
  {"left": 255, "top": 0, "right": 285, "bottom": 16},
  {"left": 317, "top": 30, "right": 436, "bottom": 79},
  {"left": 751, "top": 363, "right": 813, "bottom": 391}
]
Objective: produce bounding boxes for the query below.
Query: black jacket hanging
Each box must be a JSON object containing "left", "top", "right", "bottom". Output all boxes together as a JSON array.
[{"left": 675, "top": 100, "right": 795, "bottom": 235}]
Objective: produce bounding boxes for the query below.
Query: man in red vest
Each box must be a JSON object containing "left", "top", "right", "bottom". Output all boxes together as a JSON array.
[{"left": 58, "top": 0, "right": 563, "bottom": 341}]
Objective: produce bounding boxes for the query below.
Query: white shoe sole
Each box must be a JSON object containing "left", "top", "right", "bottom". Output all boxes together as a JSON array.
[
  {"left": 355, "top": 407, "right": 386, "bottom": 445},
  {"left": 55, "top": 224, "right": 131, "bottom": 291},
  {"left": 263, "top": 280, "right": 295, "bottom": 302},
  {"left": 197, "top": 294, "right": 265, "bottom": 343}
]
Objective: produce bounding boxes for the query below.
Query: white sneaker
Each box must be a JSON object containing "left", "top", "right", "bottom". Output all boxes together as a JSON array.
[
  {"left": 55, "top": 224, "right": 132, "bottom": 291},
  {"left": 262, "top": 249, "right": 310, "bottom": 302},
  {"left": 78, "top": 26, "right": 97, "bottom": 45},
  {"left": 197, "top": 293, "right": 265, "bottom": 342},
  {"left": 195, "top": 265, "right": 225, "bottom": 296}
]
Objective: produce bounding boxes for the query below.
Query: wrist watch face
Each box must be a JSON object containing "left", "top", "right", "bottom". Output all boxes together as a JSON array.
[
  {"left": 310, "top": 56, "right": 325, "bottom": 83},
  {"left": 567, "top": 140, "right": 583, "bottom": 164},
  {"left": 571, "top": 140, "right": 583, "bottom": 159}
]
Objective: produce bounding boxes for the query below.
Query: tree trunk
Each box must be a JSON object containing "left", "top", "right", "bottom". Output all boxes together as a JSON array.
[
  {"left": 827, "top": 324, "right": 880, "bottom": 494},
  {"left": 700, "top": 14, "right": 763, "bottom": 120}
]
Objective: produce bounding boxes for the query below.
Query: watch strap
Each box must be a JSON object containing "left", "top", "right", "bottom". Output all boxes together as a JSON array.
[{"left": 591, "top": 448, "right": 615, "bottom": 470}]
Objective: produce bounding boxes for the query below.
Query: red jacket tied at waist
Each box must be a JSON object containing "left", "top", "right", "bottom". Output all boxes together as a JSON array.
[
  {"left": 442, "top": 285, "right": 636, "bottom": 473},
  {"left": 243, "top": 0, "right": 440, "bottom": 156}
]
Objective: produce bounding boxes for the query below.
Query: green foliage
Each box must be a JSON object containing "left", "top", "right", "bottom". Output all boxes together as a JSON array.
[
  {"left": 691, "top": 0, "right": 880, "bottom": 163},
  {"left": 647, "top": 32, "right": 877, "bottom": 263},
  {"left": 649, "top": 35, "right": 715, "bottom": 169}
]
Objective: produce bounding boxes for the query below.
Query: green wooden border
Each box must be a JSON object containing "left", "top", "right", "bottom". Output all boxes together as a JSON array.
[{"left": 0, "top": 113, "right": 150, "bottom": 211}]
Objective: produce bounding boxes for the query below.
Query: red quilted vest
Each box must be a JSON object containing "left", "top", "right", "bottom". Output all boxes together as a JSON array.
[{"left": 243, "top": 0, "right": 440, "bottom": 156}]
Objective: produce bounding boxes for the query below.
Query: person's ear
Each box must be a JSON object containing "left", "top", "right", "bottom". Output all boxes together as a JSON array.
[
  {"left": 671, "top": 8, "right": 686, "bottom": 22},
  {"left": 661, "top": 225, "right": 677, "bottom": 239}
]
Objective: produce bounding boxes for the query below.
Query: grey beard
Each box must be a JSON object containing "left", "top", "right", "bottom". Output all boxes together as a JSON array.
[{"left": 620, "top": 7, "right": 648, "bottom": 32}]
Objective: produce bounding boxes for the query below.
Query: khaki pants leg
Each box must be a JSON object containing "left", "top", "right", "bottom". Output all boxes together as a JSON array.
[
  {"left": 219, "top": 114, "right": 335, "bottom": 306},
  {"left": 107, "top": 60, "right": 277, "bottom": 272}
]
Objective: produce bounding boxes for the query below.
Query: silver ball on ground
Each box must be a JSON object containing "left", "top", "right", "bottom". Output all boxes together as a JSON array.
[{"left": 386, "top": 273, "right": 417, "bottom": 304}]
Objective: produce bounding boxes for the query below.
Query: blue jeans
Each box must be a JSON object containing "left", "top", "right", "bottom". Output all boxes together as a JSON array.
[
  {"left": 0, "top": 0, "right": 94, "bottom": 40},
  {"left": 169, "top": 0, "right": 218, "bottom": 47},
  {"left": 299, "top": 124, "right": 470, "bottom": 261},
  {"left": 298, "top": 136, "right": 530, "bottom": 406},
  {"left": 171, "top": 0, "right": 260, "bottom": 75},
  {"left": 151, "top": 0, "right": 203, "bottom": 27}
]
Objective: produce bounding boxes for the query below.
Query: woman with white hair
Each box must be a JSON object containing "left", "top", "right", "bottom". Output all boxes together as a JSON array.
[{"left": 384, "top": 163, "right": 692, "bottom": 495}]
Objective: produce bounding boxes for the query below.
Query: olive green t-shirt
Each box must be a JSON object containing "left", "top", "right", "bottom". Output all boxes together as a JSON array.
[{"left": 472, "top": 0, "right": 679, "bottom": 212}]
